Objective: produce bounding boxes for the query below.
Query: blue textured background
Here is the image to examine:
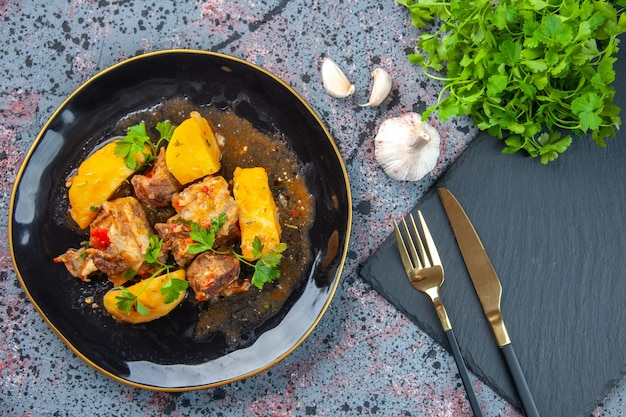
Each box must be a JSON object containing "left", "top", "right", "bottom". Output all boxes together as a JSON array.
[{"left": 1, "top": 1, "right": 624, "bottom": 416}]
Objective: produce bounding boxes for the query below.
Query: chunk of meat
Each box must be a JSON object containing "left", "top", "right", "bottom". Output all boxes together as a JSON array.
[
  {"left": 131, "top": 147, "right": 183, "bottom": 207},
  {"left": 220, "top": 278, "right": 251, "bottom": 297},
  {"left": 153, "top": 220, "right": 196, "bottom": 267},
  {"left": 186, "top": 252, "right": 241, "bottom": 301},
  {"left": 171, "top": 175, "right": 239, "bottom": 241},
  {"left": 88, "top": 197, "right": 153, "bottom": 276},
  {"left": 54, "top": 248, "right": 98, "bottom": 282},
  {"left": 155, "top": 175, "right": 240, "bottom": 267},
  {"left": 55, "top": 196, "right": 155, "bottom": 281}
]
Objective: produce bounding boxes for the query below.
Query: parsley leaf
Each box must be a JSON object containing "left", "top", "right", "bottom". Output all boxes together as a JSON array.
[
  {"left": 144, "top": 235, "right": 163, "bottom": 266},
  {"left": 114, "top": 122, "right": 153, "bottom": 170},
  {"left": 156, "top": 121, "right": 176, "bottom": 140},
  {"left": 115, "top": 285, "right": 151, "bottom": 316},
  {"left": 572, "top": 92, "right": 604, "bottom": 130},
  {"left": 493, "top": 39, "right": 522, "bottom": 67},
  {"left": 134, "top": 299, "right": 151, "bottom": 316},
  {"left": 115, "top": 287, "right": 138, "bottom": 315},
  {"left": 187, "top": 214, "right": 227, "bottom": 254},
  {"left": 251, "top": 235, "right": 265, "bottom": 259},
  {"left": 187, "top": 217, "right": 287, "bottom": 290},
  {"left": 155, "top": 121, "right": 176, "bottom": 149},
  {"left": 114, "top": 120, "right": 177, "bottom": 170},
  {"left": 160, "top": 278, "right": 189, "bottom": 303},
  {"left": 251, "top": 241, "right": 287, "bottom": 290}
]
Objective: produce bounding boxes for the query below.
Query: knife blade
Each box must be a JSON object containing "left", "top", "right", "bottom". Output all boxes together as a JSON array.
[{"left": 438, "top": 187, "right": 540, "bottom": 417}]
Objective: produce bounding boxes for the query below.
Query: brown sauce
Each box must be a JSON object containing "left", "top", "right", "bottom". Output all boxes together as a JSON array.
[{"left": 111, "top": 98, "right": 315, "bottom": 347}]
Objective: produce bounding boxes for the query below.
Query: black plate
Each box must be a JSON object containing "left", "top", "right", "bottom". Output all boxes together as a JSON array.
[{"left": 9, "top": 50, "right": 351, "bottom": 390}]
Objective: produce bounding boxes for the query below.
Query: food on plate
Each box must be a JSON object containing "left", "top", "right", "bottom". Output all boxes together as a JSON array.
[
  {"left": 233, "top": 167, "right": 281, "bottom": 260},
  {"left": 131, "top": 147, "right": 183, "bottom": 208},
  {"left": 165, "top": 111, "right": 221, "bottom": 185},
  {"left": 172, "top": 176, "right": 240, "bottom": 246},
  {"left": 186, "top": 252, "right": 242, "bottom": 301},
  {"left": 155, "top": 175, "right": 240, "bottom": 267},
  {"left": 54, "top": 196, "right": 155, "bottom": 285},
  {"left": 68, "top": 141, "right": 150, "bottom": 229},
  {"left": 103, "top": 269, "right": 187, "bottom": 324},
  {"left": 55, "top": 104, "right": 313, "bottom": 336}
]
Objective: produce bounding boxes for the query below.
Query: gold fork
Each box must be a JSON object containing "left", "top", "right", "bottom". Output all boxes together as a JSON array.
[{"left": 394, "top": 211, "right": 483, "bottom": 417}]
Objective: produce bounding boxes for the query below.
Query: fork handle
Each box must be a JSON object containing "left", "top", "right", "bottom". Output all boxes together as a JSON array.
[{"left": 445, "top": 329, "right": 484, "bottom": 417}]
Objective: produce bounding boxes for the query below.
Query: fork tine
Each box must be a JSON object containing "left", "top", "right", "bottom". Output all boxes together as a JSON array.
[
  {"left": 408, "top": 213, "right": 430, "bottom": 268},
  {"left": 393, "top": 220, "right": 414, "bottom": 273},
  {"left": 401, "top": 216, "right": 422, "bottom": 270},
  {"left": 417, "top": 210, "right": 442, "bottom": 266}
]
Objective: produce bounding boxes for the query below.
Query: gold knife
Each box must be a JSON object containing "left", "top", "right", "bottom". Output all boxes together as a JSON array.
[{"left": 438, "top": 187, "right": 540, "bottom": 417}]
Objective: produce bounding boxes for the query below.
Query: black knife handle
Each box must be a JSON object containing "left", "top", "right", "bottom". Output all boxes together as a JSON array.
[
  {"left": 500, "top": 343, "right": 540, "bottom": 417},
  {"left": 445, "top": 329, "right": 484, "bottom": 417}
]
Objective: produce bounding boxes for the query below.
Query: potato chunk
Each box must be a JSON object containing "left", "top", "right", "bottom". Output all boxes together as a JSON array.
[
  {"left": 103, "top": 269, "right": 187, "bottom": 324},
  {"left": 165, "top": 111, "right": 221, "bottom": 185},
  {"left": 233, "top": 167, "right": 281, "bottom": 260},
  {"left": 68, "top": 141, "right": 149, "bottom": 229}
]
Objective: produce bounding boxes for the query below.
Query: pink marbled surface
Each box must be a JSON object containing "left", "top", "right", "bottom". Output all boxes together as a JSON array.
[{"left": 1, "top": 1, "right": 624, "bottom": 416}]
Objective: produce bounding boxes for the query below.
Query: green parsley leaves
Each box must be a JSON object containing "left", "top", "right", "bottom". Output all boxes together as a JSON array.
[
  {"left": 116, "top": 286, "right": 151, "bottom": 316},
  {"left": 188, "top": 214, "right": 227, "bottom": 255},
  {"left": 155, "top": 121, "right": 176, "bottom": 145},
  {"left": 114, "top": 122, "right": 152, "bottom": 170},
  {"left": 398, "top": 0, "right": 626, "bottom": 163},
  {"left": 187, "top": 214, "right": 287, "bottom": 290},
  {"left": 144, "top": 234, "right": 164, "bottom": 265},
  {"left": 114, "top": 120, "right": 176, "bottom": 170},
  {"left": 249, "top": 237, "right": 287, "bottom": 289},
  {"left": 160, "top": 278, "right": 190, "bottom": 304}
]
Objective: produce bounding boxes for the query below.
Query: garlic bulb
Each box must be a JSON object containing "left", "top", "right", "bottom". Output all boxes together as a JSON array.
[
  {"left": 374, "top": 113, "right": 440, "bottom": 181},
  {"left": 361, "top": 68, "right": 392, "bottom": 107},
  {"left": 321, "top": 58, "right": 355, "bottom": 98}
]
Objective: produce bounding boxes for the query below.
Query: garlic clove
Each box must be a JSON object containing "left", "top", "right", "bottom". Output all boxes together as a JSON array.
[
  {"left": 321, "top": 58, "right": 356, "bottom": 98},
  {"left": 374, "top": 113, "right": 440, "bottom": 182},
  {"left": 360, "top": 68, "right": 392, "bottom": 107}
]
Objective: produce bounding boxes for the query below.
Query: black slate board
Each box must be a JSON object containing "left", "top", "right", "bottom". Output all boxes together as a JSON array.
[{"left": 360, "top": 87, "right": 626, "bottom": 416}]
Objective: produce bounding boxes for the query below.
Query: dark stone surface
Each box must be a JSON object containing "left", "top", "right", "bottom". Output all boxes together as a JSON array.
[{"left": 361, "top": 125, "right": 626, "bottom": 417}]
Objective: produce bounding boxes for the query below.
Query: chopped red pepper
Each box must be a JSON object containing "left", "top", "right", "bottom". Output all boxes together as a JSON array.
[
  {"left": 90, "top": 227, "right": 111, "bottom": 250},
  {"left": 172, "top": 197, "right": 184, "bottom": 211}
]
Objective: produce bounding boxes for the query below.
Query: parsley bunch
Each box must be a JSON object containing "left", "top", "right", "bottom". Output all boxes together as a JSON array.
[
  {"left": 187, "top": 213, "right": 287, "bottom": 290},
  {"left": 399, "top": 0, "right": 626, "bottom": 163},
  {"left": 114, "top": 121, "right": 176, "bottom": 169}
]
